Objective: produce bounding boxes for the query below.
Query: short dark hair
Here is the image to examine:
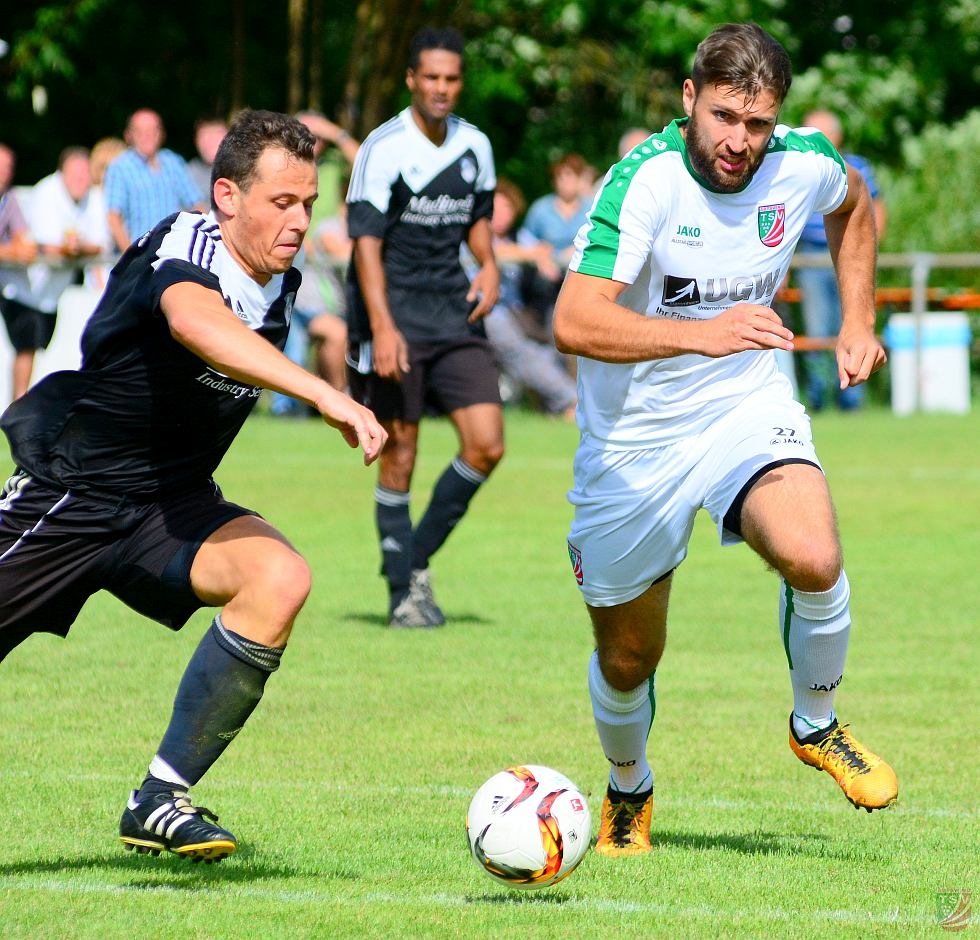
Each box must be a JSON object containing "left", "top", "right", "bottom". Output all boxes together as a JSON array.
[
  {"left": 210, "top": 109, "right": 316, "bottom": 208},
  {"left": 58, "top": 146, "right": 90, "bottom": 171},
  {"left": 691, "top": 23, "right": 792, "bottom": 106},
  {"left": 408, "top": 27, "right": 465, "bottom": 70}
]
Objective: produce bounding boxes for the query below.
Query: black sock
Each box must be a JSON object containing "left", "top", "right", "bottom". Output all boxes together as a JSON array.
[
  {"left": 376, "top": 486, "right": 412, "bottom": 606},
  {"left": 412, "top": 458, "right": 486, "bottom": 570},
  {"left": 139, "top": 616, "right": 282, "bottom": 796}
]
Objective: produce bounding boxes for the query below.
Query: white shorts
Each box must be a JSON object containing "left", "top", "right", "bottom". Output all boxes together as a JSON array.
[{"left": 566, "top": 388, "right": 820, "bottom": 607}]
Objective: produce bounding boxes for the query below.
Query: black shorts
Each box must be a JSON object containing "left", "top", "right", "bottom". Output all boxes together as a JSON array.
[
  {"left": 347, "top": 336, "right": 501, "bottom": 424},
  {"left": 1, "top": 298, "right": 57, "bottom": 352},
  {"left": 0, "top": 472, "right": 257, "bottom": 662}
]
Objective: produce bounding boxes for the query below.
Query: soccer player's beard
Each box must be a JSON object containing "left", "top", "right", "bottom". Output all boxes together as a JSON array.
[{"left": 685, "top": 113, "right": 764, "bottom": 192}]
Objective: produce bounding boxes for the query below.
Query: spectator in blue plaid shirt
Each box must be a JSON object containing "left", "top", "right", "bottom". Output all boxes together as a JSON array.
[{"left": 105, "top": 108, "right": 205, "bottom": 251}]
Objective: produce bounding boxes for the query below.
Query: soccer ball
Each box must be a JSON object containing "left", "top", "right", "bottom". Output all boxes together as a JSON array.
[{"left": 465, "top": 764, "right": 592, "bottom": 889}]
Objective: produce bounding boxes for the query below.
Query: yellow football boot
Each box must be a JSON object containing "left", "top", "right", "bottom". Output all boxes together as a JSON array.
[
  {"left": 594, "top": 787, "right": 654, "bottom": 856},
  {"left": 789, "top": 715, "right": 898, "bottom": 811}
]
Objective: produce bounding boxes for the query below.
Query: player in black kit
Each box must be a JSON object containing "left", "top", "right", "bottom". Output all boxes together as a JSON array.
[
  {"left": 0, "top": 110, "right": 386, "bottom": 862},
  {"left": 346, "top": 27, "right": 503, "bottom": 627}
]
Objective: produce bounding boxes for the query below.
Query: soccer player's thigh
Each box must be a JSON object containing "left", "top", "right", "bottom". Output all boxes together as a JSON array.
[
  {"left": 109, "top": 488, "right": 307, "bottom": 643},
  {"left": 435, "top": 339, "right": 504, "bottom": 466},
  {"left": 0, "top": 475, "right": 110, "bottom": 656},
  {"left": 568, "top": 444, "right": 695, "bottom": 613},
  {"left": 189, "top": 515, "right": 312, "bottom": 646},
  {"left": 741, "top": 464, "right": 841, "bottom": 589},
  {"left": 350, "top": 365, "right": 419, "bottom": 488},
  {"left": 704, "top": 395, "right": 840, "bottom": 586}
]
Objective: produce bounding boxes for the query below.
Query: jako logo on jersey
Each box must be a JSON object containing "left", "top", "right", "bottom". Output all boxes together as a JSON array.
[
  {"left": 283, "top": 291, "right": 295, "bottom": 325},
  {"left": 568, "top": 541, "right": 584, "bottom": 585},
  {"left": 758, "top": 203, "right": 785, "bottom": 247},
  {"left": 770, "top": 425, "right": 805, "bottom": 446},
  {"left": 459, "top": 156, "right": 477, "bottom": 184},
  {"left": 662, "top": 274, "right": 701, "bottom": 306}
]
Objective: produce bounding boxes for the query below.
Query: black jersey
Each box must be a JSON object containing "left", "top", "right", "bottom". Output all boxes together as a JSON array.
[
  {"left": 345, "top": 108, "right": 495, "bottom": 344},
  {"left": 0, "top": 212, "right": 299, "bottom": 500}
]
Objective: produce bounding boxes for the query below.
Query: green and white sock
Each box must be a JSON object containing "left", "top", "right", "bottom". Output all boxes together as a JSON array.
[
  {"left": 781, "top": 572, "right": 851, "bottom": 739},
  {"left": 588, "top": 650, "right": 655, "bottom": 794}
]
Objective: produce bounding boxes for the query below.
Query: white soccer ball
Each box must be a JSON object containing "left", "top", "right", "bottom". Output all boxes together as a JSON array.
[{"left": 465, "top": 764, "right": 592, "bottom": 889}]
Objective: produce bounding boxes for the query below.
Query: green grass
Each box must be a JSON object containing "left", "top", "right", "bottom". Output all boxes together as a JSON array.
[{"left": 1, "top": 406, "right": 977, "bottom": 938}]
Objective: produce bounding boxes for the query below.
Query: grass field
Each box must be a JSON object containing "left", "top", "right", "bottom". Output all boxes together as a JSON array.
[{"left": 1, "top": 405, "right": 977, "bottom": 938}]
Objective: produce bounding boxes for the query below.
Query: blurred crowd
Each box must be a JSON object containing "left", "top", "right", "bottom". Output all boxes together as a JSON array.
[{"left": 0, "top": 106, "right": 644, "bottom": 415}]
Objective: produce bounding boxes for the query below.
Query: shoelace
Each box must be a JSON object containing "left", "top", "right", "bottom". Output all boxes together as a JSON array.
[
  {"left": 154, "top": 794, "right": 221, "bottom": 827},
  {"left": 816, "top": 725, "right": 871, "bottom": 774},
  {"left": 606, "top": 798, "right": 644, "bottom": 844}
]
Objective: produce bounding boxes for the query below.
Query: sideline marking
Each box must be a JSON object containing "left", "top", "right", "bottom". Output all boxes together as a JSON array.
[{"left": 0, "top": 876, "right": 932, "bottom": 927}]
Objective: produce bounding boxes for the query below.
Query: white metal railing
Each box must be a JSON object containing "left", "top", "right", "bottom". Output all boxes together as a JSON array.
[{"left": 1, "top": 252, "right": 977, "bottom": 414}]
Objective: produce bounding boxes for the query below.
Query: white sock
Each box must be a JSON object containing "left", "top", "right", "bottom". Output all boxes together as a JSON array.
[
  {"left": 147, "top": 755, "right": 191, "bottom": 789},
  {"left": 780, "top": 572, "right": 851, "bottom": 739},
  {"left": 588, "top": 650, "right": 654, "bottom": 794}
]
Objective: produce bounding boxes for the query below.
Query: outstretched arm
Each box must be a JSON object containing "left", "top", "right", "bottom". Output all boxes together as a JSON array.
[
  {"left": 553, "top": 271, "right": 794, "bottom": 363},
  {"left": 824, "top": 164, "right": 886, "bottom": 389},
  {"left": 161, "top": 281, "right": 386, "bottom": 464}
]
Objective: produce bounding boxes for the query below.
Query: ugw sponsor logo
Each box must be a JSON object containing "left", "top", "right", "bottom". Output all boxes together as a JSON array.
[{"left": 662, "top": 270, "right": 782, "bottom": 307}]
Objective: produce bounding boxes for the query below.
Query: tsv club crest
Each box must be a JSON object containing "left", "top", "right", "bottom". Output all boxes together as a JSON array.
[
  {"left": 758, "top": 203, "right": 785, "bottom": 247},
  {"left": 567, "top": 542, "right": 584, "bottom": 586}
]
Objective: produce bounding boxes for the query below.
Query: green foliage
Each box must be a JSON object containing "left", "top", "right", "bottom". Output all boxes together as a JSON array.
[
  {"left": 1, "top": 409, "right": 978, "bottom": 937},
  {"left": 783, "top": 53, "right": 928, "bottom": 160},
  {"left": 5, "top": 0, "right": 109, "bottom": 99},
  {"left": 2, "top": 0, "right": 980, "bottom": 256},
  {"left": 878, "top": 109, "right": 980, "bottom": 255}
]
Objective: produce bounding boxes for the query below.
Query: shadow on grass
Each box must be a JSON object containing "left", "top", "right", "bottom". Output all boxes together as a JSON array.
[
  {"left": 0, "top": 846, "right": 360, "bottom": 887},
  {"left": 341, "top": 611, "right": 493, "bottom": 628},
  {"left": 653, "top": 828, "right": 859, "bottom": 860},
  {"left": 465, "top": 891, "right": 576, "bottom": 905}
]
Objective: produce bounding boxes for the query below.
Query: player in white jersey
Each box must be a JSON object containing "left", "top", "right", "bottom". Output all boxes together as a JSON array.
[
  {"left": 553, "top": 23, "right": 898, "bottom": 856},
  {"left": 0, "top": 111, "right": 386, "bottom": 862}
]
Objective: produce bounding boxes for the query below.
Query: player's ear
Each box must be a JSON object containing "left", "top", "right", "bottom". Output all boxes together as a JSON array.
[
  {"left": 682, "top": 79, "right": 697, "bottom": 118},
  {"left": 212, "top": 178, "right": 238, "bottom": 217},
  {"left": 405, "top": 68, "right": 415, "bottom": 92}
]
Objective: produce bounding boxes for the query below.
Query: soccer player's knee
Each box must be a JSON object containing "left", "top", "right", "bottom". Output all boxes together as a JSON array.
[
  {"left": 465, "top": 438, "right": 504, "bottom": 475},
  {"left": 261, "top": 549, "right": 312, "bottom": 615},
  {"left": 600, "top": 646, "right": 659, "bottom": 692},
  {"left": 481, "top": 438, "right": 505, "bottom": 471},
  {"left": 787, "top": 547, "right": 842, "bottom": 593}
]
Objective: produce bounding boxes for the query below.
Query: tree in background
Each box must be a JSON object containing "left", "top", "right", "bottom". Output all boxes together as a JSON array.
[{"left": 2, "top": 0, "right": 980, "bottom": 252}]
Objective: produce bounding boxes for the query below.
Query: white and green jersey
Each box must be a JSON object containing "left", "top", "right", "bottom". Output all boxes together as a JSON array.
[{"left": 569, "top": 119, "right": 847, "bottom": 448}]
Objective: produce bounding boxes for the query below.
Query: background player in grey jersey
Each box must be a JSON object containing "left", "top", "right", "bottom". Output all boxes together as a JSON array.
[
  {"left": 553, "top": 23, "right": 897, "bottom": 856},
  {"left": 0, "top": 110, "right": 386, "bottom": 862},
  {"left": 346, "top": 27, "right": 503, "bottom": 628}
]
